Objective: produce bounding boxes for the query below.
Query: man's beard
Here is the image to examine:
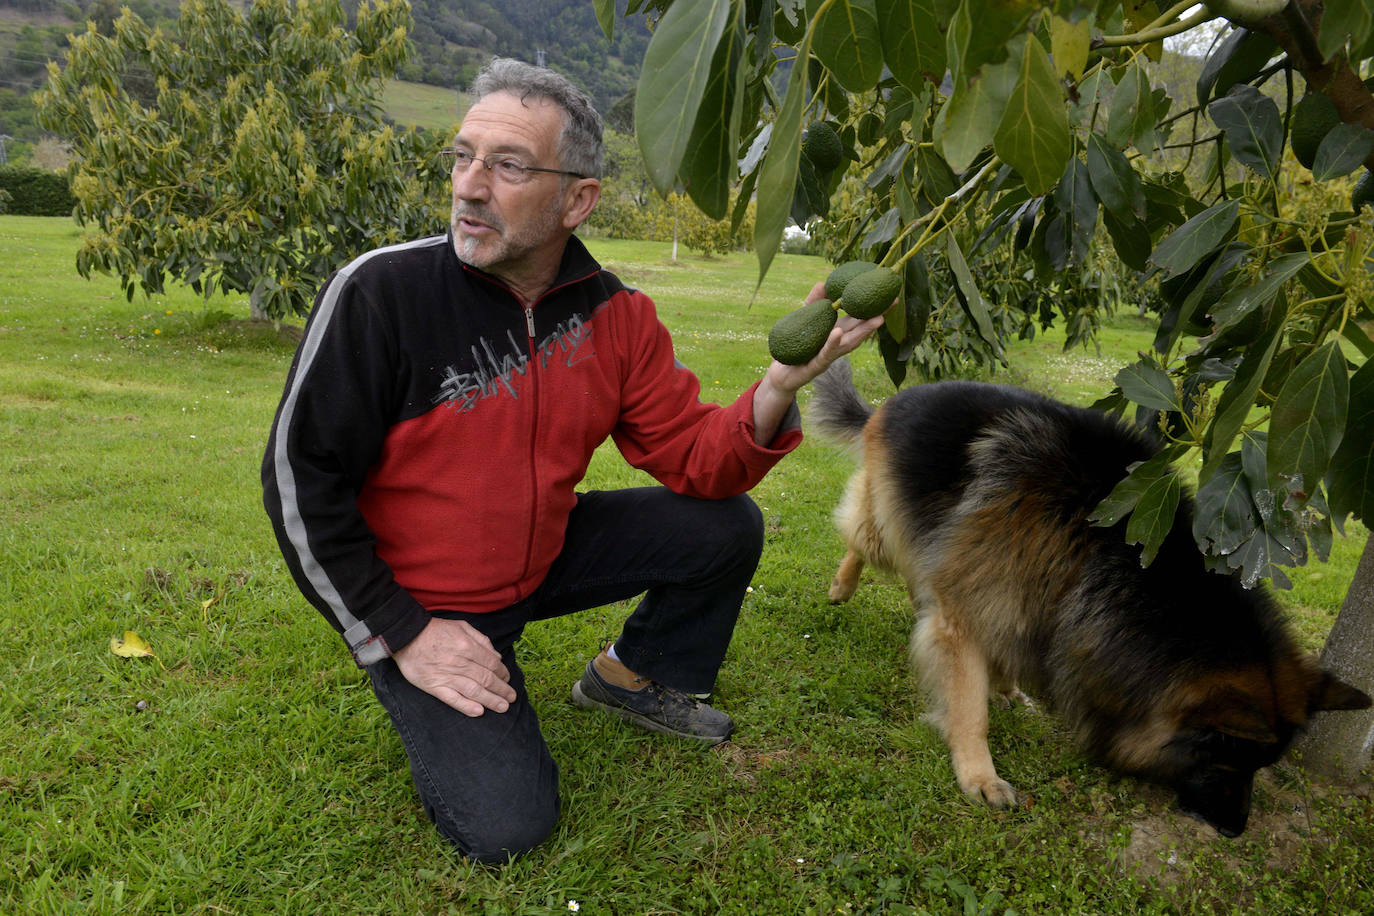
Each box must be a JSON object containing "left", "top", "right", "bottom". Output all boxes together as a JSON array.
[{"left": 450, "top": 196, "right": 564, "bottom": 272}]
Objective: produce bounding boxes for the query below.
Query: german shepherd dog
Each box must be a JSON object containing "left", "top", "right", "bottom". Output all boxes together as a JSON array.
[{"left": 810, "top": 360, "right": 1370, "bottom": 837}]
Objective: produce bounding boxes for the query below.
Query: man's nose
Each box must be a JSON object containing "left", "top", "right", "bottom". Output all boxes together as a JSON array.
[{"left": 452, "top": 161, "right": 492, "bottom": 198}]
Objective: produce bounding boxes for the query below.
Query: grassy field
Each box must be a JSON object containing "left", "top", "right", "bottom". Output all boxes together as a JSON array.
[
  {"left": 383, "top": 79, "right": 466, "bottom": 134},
  {"left": 1, "top": 215, "right": 1370, "bottom": 915}
]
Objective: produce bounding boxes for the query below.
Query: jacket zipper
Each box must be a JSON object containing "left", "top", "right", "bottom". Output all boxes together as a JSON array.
[{"left": 520, "top": 304, "right": 540, "bottom": 583}]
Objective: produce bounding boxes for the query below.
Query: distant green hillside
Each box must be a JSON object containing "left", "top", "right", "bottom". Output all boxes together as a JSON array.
[
  {"left": 382, "top": 79, "right": 466, "bottom": 133},
  {"left": 0, "top": 0, "right": 649, "bottom": 146},
  {"left": 397, "top": 0, "right": 650, "bottom": 113}
]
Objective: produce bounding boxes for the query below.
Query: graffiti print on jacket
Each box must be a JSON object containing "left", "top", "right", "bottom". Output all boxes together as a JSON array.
[{"left": 435, "top": 313, "right": 595, "bottom": 411}]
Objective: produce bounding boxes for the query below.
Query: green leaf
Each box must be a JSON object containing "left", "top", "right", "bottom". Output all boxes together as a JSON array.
[
  {"left": 992, "top": 36, "right": 1072, "bottom": 197},
  {"left": 1125, "top": 460, "right": 1182, "bottom": 567},
  {"left": 1197, "top": 434, "right": 1303, "bottom": 589},
  {"left": 916, "top": 145, "right": 958, "bottom": 205},
  {"left": 1085, "top": 133, "right": 1145, "bottom": 220},
  {"left": 634, "top": 0, "right": 733, "bottom": 196},
  {"left": 1088, "top": 448, "right": 1179, "bottom": 551},
  {"left": 754, "top": 25, "right": 813, "bottom": 288},
  {"left": 1105, "top": 61, "right": 1154, "bottom": 152},
  {"left": 876, "top": 0, "right": 945, "bottom": 92},
  {"left": 933, "top": 51, "right": 1019, "bottom": 172},
  {"left": 861, "top": 206, "right": 901, "bottom": 248},
  {"left": 1048, "top": 13, "right": 1091, "bottom": 80},
  {"left": 1208, "top": 85, "right": 1283, "bottom": 179},
  {"left": 878, "top": 326, "right": 911, "bottom": 387},
  {"left": 946, "top": 0, "right": 1037, "bottom": 84},
  {"left": 1196, "top": 27, "right": 1278, "bottom": 107},
  {"left": 1311, "top": 122, "right": 1374, "bottom": 181},
  {"left": 1341, "top": 319, "right": 1374, "bottom": 359},
  {"left": 1202, "top": 301, "right": 1285, "bottom": 479},
  {"left": 1101, "top": 208, "right": 1151, "bottom": 272},
  {"left": 1209, "top": 251, "right": 1308, "bottom": 337},
  {"left": 1267, "top": 341, "right": 1349, "bottom": 503},
  {"left": 946, "top": 233, "right": 1002, "bottom": 356},
  {"left": 810, "top": 0, "right": 884, "bottom": 92},
  {"left": 680, "top": 10, "right": 744, "bottom": 220},
  {"left": 1317, "top": 0, "right": 1373, "bottom": 63},
  {"left": 1069, "top": 68, "right": 1110, "bottom": 130},
  {"left": 1051, "top": 156, "right": 1096, "bottom": 267},
  {"left": 1327, "top": 358, "right": 1374, "bottom": 524},
  {"left": 1148, "top": 199, "right": 1240, "bottom": 277},
  {"left": 1193, "top": 452, "right": 1259, "bottom": 558},
  {"left": 1116, "top": 360, "right": 1180, "bottom": 412},
  {"left": 593, "top": 0, "right": 615, "bottom": 41}
]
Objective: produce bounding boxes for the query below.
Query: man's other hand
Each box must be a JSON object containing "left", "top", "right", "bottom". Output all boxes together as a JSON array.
[{"left": 392, "top": 618, "right": 517, "bottom": 717}]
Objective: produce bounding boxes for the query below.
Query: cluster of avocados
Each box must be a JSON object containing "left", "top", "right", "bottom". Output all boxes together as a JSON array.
[
  {"left": 770, "top": 121, "right": 939, "bottom": 367},
  {"left": 767, "top": 260, "right": 901, "bottom": 365}
]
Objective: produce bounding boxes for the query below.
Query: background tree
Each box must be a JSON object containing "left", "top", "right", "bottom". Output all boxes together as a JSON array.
[
  {"left": 37, "top": 0, "right": 449, "bottom": 320},
  {"left": 614, "top": 0, "right": 1374, "bottom": 775}
]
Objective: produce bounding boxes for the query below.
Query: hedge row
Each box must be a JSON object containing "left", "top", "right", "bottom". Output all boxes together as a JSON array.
[{"left": 0, "top": 165, "right": 75, "bottom": 216}]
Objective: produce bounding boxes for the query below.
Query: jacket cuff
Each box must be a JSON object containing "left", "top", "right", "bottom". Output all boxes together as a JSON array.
[{"left": 342, "top": 591, "right": 431, "bottom": 667}]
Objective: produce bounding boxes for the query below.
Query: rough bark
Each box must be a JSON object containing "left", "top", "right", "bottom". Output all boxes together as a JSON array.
[{"left": 1292, "top": 535, "right": 1374, "bottom": 780}]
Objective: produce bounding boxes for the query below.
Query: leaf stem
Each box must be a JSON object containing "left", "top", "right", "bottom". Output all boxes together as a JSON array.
[
  {"left": 881, "top": 158, "right": 1000, "bottom": 273},
  {"left": 1094, "top": 6, "right": 1218, "bottom": 49}
]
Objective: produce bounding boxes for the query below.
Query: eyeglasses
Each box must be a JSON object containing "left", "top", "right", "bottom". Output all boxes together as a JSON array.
[{"left": 439, "top": 148, "right": 586, "bottom": 184}]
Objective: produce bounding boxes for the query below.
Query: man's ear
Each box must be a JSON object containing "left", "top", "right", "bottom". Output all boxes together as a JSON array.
[{"left": 563, "top": 178, "right": 601, "bottom": 229}]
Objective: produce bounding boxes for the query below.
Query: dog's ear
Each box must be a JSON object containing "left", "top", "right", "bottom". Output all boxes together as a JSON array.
[
  {"left": 1309, "top": 670, "right": 1372, "bottom": 713},
  {"left": 1209, "top": 702, "right": 1280, "bottom": 743},
  {"left": 1185, "top": 690, "right": 1279, "bottom": 743}
]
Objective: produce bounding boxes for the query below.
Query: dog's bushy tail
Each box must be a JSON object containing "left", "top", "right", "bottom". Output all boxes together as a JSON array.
[{"left": 808, "top": 358, "right": 874, "bottom": 452}]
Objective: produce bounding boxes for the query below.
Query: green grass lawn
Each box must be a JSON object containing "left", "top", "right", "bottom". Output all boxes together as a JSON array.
[
  {"left": 1, "top": 215, "right": 1370, "bottom": 915},
  {"left": 383, "top": 79, "right": 466, "bottom": 133}
]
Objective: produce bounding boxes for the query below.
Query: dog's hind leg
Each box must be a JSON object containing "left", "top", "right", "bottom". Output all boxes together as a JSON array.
[
  {"left": 828, "top": 549, "right": 865, "bottom": 603},
  {"left": 914, "top": 612, "right": 1018, "bottom": 809}
]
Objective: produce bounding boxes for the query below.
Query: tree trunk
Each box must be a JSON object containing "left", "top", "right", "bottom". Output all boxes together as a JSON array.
[{"left": 1292, "top": 535, "right": 1374, "bottom": 781}]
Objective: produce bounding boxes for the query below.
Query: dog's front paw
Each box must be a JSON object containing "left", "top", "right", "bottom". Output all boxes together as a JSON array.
[
  {"left": 960, "top": 774, "right": 1018, "bottom": 809},
  {"left": 827, "top": 576, "right": 857, "bottom": 603}
]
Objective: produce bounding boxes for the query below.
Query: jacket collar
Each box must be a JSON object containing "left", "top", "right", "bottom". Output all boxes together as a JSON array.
[{"left": 448, "top": 231, "right": 603, "bottom": 303}]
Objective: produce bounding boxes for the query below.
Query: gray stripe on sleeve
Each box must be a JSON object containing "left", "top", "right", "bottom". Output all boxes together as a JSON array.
[{"left": 270, "top": 236, "right": 445, "bottom": 652}]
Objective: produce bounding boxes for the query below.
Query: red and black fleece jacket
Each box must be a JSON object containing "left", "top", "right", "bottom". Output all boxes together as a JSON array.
[{"left": 262, "top": 233, "right": 802, "bottom": 666}]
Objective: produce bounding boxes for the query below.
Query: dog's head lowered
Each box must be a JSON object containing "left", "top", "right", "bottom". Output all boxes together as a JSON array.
[{"left": 1117, "top": 661, "right": 1370, "bottom": 837}]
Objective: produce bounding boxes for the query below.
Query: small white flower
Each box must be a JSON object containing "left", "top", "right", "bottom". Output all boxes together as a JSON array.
[
  {"left": 796, "top": 857, "right": 805, "bottom": 864},
  {"left": 803, "top": 634, "right": 810, "bottom": 639},
  {"left": 746, "top": 586, "right": 754, "bottom": 593},
  {"left": 568, "top": 902, "right": 580, "bottom": 913}
]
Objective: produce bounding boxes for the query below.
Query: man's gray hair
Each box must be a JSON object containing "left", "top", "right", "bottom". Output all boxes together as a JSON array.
[{"left": 469, "top": 57, "right": 605, "bottom": 180}]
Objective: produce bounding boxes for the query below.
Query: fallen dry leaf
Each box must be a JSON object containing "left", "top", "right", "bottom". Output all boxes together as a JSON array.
[{"left": 110, "top": 630, "right": 165, "bottom": 669}]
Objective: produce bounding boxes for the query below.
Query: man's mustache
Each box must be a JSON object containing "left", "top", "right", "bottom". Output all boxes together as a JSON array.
[{"left": 452, "top": 205, "right": 504, "bottom": 233}]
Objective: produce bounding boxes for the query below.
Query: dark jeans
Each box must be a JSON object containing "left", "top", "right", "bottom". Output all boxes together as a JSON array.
[{"left": 366, "top": 487, "right": 764, "bottom": 863}]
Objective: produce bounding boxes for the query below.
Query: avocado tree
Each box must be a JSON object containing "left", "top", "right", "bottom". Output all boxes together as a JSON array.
[
  {"left": 36, "top": 0, "right": 448, "bottom": 320},
  {"left": 605, "top": 0, "right": 1374, "bottom": 775}
]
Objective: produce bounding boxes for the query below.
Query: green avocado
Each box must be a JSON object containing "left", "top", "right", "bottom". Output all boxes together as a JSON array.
[
  {"left": 768, "top": 298, "right": 838, "bottom": 365},
  {"left": 802, "top": 122, "right": 844, "bottom": 172},
  {"left": 1291, "top": 93, "right": 1340, "bottom": 170},
  {"left": 837, "top": 266, "right": 902, "bottom": 320},
  {"left": 824, "top": 260, "right": 878, "bottom": 301}
]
